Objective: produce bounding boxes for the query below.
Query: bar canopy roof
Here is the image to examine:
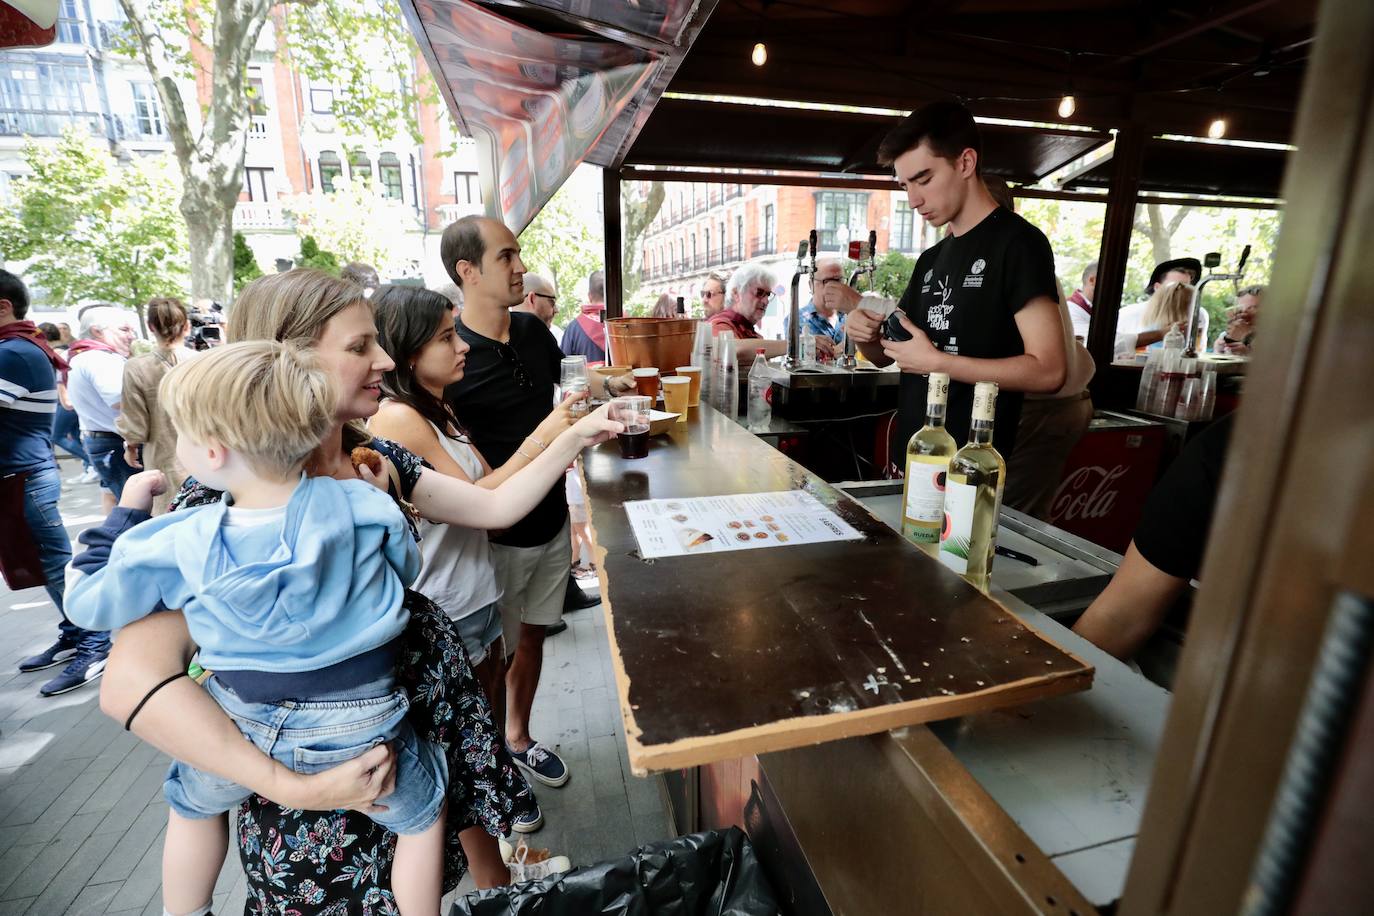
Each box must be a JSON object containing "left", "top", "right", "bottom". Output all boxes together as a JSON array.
[{"left": 404, "top": 0, "right": 1315, "bottom": 208}]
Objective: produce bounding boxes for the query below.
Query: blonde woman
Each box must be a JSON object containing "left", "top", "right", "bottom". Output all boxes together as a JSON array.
[
  {"left": 1140, "top": 280, "right": 1208, "bottom": 350},
  {"left": 97, "top": 270, "right": 619, "bottom": 907},
  {"left": 117, "top": 298, "right": 197, "bottom": 513}
]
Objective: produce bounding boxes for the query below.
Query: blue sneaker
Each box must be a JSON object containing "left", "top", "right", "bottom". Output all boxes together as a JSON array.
[
  {"left": 511, "top": 802, "right": 544, "bottom": 834},
  {"left": 39, "top": 647, "right": 108, "bottom": 697},
  {"left": 18, "top": 635, "right": 81, "bottom": 673},
  {"left": 508, "top": 741, "right": 569, "bottom": 788}
]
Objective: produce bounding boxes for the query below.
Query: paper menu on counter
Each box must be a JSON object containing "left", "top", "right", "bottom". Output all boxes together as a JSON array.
[{"left": 624, "top": 490, "right": 865, "bottom": 559}]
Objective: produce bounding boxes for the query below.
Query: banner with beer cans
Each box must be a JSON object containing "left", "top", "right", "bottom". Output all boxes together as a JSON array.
[{"left": 404, "top": 0, "right": 705, "bottom": 232}]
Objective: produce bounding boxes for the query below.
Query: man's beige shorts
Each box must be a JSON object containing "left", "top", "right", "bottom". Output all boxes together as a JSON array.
[{"left": 491, "top": 517, "right": 571, "bottom": 653}]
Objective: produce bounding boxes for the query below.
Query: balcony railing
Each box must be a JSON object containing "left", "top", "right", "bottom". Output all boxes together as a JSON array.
[
  {"left": 113, "top": 114, "right": 169, "bottom": 142},
  {"left": 233, "top": 202, "right": 288, "bottom": 230},
  {"left": 247, "top": 114, "right": 270, "bottom": 138},
  {"left": 749, "top": 236, "right": 776, "bottom": 258},
  {"left": 437, "top": 201, "right": 484, "bottom": 224}
]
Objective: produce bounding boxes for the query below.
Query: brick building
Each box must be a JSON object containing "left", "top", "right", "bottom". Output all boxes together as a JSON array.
[{"left": 636, "top": 177, "right": 930, "bottom": 329}]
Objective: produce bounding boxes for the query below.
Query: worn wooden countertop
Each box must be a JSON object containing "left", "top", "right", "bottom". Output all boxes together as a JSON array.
[{"left": 581, "top": 403, "right": 1093, "bottom": 775}]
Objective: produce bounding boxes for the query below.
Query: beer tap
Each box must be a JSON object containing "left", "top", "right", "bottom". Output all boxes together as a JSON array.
[
  {"left": 1184, "top": 244, "right": 1250, "bottom": 358},
  {"left": 840, "top": 230, "right": 879, "bottom": 369},
  {"left": 785, "top": 230, "right": 817, "bottom": 371}
]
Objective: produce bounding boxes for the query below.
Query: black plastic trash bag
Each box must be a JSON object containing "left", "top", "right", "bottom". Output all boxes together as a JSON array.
[{"left": 450, "top": 826, "right": 781, "bottom": 915}]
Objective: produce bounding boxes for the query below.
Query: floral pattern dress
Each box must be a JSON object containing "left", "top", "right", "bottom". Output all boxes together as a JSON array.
[{"left": 169, "top": 436, "right": 537, "bottom": 914}]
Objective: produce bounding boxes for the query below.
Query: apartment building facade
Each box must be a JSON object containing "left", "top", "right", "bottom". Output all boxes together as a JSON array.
[
  {"left": 0, "top": 1, "right": 497, "bottom": 289},
  {"left": 636, "top": 178, "right": 930, "bottom": 325}
]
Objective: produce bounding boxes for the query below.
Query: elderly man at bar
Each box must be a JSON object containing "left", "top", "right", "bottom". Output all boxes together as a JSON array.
[
  {"left": 784, "top": 257, "right": 847, "bottom": 347},
  {"left": 709, "top": 262, "right": 835, "bottom": 369}
]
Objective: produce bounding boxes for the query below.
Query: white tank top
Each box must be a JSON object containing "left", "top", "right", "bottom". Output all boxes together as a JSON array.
[{"left": 412, "top": 420, "right": 503, "bottom": 620}]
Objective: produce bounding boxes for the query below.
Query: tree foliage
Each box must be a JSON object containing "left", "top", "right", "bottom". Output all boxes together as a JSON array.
[
  {"left": 0, "top": 130, "right": 188, "bottom": 321},
  {"left": 518, "top": 184, "right": 604, "bottom": 328},
  {"left": 619, "top": 181, "right": 665, "bottom": 302},
  {"left": 296, "top": 236, "right": 341, "bottom": 275},
  {"left": 233, "top": 231, "right": 263, "bottom": 292},
  {"left": 114, "top": 0, "right": 435, "bottom": 300},
  {"left": 283, "top": 178, "right": 420, "bottom": 278}
]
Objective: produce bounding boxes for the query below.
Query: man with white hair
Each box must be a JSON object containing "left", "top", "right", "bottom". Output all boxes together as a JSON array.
[
  {"left": 710, "top": 261, "right": 834, "bottom": 369},
  {"left": 513, "top": 271, "right": 561, "bottom": 336},
  {"left": 67, "top": 306, "right": 138, "bottom": 509},
  {"left": 784, "top": 257, "right": 847, "bottom": 345}
]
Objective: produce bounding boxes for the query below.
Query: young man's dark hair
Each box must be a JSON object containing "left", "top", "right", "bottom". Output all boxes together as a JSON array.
[
  {"left": 339, "top": 261, "right": 380, "bottom": 290},
  {"left": 587, "top": 269, "right": 605, "bottom": 303},
  {"left": 877, "top": 100, "right": 982, "bottom": 171},
  {"left": 0, "top": 269, "right": 30, "bottom": 320},
  {"left": 39, "top": 322, "right": 60, "bottom": 342},
  {"left": 440, "top": 215, "right": 487, "bottom": 287}
]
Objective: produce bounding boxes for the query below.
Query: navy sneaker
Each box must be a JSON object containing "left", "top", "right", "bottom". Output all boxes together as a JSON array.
[
  {"left": 39, "top": 647, "right": 108, "bottom": 697},
  {"left": 511, "top": 802, "right": 544, "bottom": 834},
  {"left": 18, "top": 635, "right": 81, "bottom": 673},
  {"left": 509, "top": 741, "right": 569, "bottom": 788}
]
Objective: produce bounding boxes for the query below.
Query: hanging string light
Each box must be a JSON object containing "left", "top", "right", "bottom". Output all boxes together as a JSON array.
[
  {"left": 752, "top": 41, "right": 767, "bottom": 66},
  {"left": 1057, "top": 94, "right": 1076, "bottom": 118},
  {"left": 1208, "top": 117, "right": 1228, "bottom": 139}
]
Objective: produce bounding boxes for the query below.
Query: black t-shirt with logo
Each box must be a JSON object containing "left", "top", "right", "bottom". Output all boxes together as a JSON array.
[
  {"left": 447, "top": 311, "right": 566, "bottom": 548},
  {"left": 892, "top": 206, "right": 1059, "bottom": 465}
]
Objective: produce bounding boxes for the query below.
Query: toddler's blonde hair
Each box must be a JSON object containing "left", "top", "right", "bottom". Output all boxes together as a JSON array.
[{"left": 160, "top": 341, "right": 336, "bottom": 478}]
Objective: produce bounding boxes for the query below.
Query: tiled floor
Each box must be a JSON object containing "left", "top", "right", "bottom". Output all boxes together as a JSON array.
[{"left": 0, "top": 459, "right": 670, "bottom": 914}]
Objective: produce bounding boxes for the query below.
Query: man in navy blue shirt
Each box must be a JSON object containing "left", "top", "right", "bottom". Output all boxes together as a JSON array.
[{"left": 0, "top": 271, "right": 109, "bottom": 696}]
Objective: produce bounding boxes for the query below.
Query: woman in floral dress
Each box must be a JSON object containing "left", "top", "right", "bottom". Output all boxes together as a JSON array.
[{"left": 97, "top": 270, "right": 619, "bottom": 913}]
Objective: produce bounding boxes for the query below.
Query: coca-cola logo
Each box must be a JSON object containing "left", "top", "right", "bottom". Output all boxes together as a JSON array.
[{"left": 1050, "top": 464, "right": 1128, "bottom": 522}]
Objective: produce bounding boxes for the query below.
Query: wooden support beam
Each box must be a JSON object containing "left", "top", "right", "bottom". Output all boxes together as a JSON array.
[
  {"left": 1087, "top": 122, "right": 1147, "bottom": 385},
  {"left": 603, "top": 168, "right": 625, "bottom": 320}
]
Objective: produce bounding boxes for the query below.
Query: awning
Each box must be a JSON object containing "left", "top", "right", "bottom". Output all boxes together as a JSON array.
[{"left": 1, "top": 0, "right": 58, "bottom": 48}]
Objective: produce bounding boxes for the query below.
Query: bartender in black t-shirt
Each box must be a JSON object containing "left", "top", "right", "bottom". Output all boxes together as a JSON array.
[{"left": 844, "top": 102, "right": 1067, "bottom": 465}]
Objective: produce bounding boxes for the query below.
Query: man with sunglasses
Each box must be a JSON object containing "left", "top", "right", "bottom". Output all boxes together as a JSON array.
[
  {"left": 700, "top": 273, "right": 727, "bottom": 319},
  {"left": 514, "top": 271, "right": 563, "bottom": 339}
]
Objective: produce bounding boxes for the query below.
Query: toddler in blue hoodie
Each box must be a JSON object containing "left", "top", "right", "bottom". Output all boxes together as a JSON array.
[{"left": 65, "top": 341, "right": 446, "bottom": 916}]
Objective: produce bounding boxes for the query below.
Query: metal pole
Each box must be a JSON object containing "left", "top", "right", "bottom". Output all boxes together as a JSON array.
[
  {"left": 603, "top": 168, "right": 624, "bottom": 319},
  {"left": 1087, "top": 123, "right": 1147, "bottom": 387}
]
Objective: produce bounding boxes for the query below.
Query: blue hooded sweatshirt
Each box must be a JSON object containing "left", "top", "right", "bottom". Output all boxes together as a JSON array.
[{"left": 65, "top": 475, "right": 420, "bottom": 675}]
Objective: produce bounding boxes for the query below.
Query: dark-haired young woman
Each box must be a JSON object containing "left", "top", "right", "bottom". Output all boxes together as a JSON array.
[{"left": 367, "top": 284, "right": 581, "bottom": 836}]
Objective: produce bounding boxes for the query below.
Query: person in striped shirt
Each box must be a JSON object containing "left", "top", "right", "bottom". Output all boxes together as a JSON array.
[{"left": 1, "top": 271, "right": 108, "bottom": 696}]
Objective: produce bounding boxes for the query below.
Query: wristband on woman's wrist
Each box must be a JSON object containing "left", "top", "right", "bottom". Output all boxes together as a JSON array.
[
  {"left": 516, "top": 447, "right": 538, "bottom": 462},
  {"left": 525, "top": 435, "right": 548, "bottom": 452}
]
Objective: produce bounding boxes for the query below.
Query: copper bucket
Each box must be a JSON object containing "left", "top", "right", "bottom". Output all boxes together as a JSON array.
[{"left": 606, "top": 317, "right": 697, "bottom": 370}]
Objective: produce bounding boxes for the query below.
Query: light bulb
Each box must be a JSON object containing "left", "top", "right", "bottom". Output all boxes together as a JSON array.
[
  {"left": 751, "top": 42, "right": 767, "bottom": 67},
  {"left": 1207, "top": 117, "right": 1227, "bottom": 139},
  {"left": 1057, "top": 95, "right": 1076, "bottom": 119}
]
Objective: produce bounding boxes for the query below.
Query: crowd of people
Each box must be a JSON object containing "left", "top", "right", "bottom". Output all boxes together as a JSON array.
[{"left": 0, "top": 99, "right": 1264, "bottom": 914}]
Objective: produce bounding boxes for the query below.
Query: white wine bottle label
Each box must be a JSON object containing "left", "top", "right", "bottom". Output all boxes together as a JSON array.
[
  {"left": 972, "top": 382, "right": 998, "bottom": 423},
  {"left": 927, "top": 372, "right": 950, "bottom": 409},
  {"left": 903, "top": 455, "right": 949, "bottom": 543},
  {"left": 939, "top": 479, "right": 977, "bottom": 574}
]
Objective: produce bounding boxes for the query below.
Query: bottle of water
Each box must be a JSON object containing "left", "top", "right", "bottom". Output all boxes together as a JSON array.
[{"left": 747, "top": 348, "right": 772, "bottom": 431}]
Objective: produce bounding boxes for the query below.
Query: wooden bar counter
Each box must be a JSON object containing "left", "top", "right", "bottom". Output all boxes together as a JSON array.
[{"left": 581, "top": 403, "right": 1093, "bottom": 776}]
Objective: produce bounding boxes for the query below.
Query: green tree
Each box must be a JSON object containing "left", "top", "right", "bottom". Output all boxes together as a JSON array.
[
  {"left": 296, "top": 236, "right": 340, "bottom": 275},
  {"left": 283, "top": 177, "right": 420, "bottom": 278},
  {"left": 233, "top": 231, "right": 263, "bottom": 292},
  {"left": 114, "top": 0, "right": 437, "bottom": 302},
  {"left": 0, "top": 130, "right": 188, "bottom": 329},
  {"left": 518, "top": 184, "right": 603, "bottom": 328},
  {"left": 869, "top": 251, "right": 918, "bottom": 299}
]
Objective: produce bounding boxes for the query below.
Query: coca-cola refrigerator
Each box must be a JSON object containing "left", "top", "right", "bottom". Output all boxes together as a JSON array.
[{"left": 1046, "top": 411, "right": 1167, "bottom": 553}]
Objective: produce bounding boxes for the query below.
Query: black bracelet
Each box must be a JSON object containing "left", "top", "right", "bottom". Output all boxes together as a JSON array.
[{"left": 124, "top": 671, "right": 189, "bottom": 732}]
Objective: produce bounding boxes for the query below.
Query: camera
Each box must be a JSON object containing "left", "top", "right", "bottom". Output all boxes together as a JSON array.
[
  {"left": 881, "top": 310, "right": 913, "bottom": 342},
  {"left": 188, "top": 301, "right": 225, "bottom": 350}
]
